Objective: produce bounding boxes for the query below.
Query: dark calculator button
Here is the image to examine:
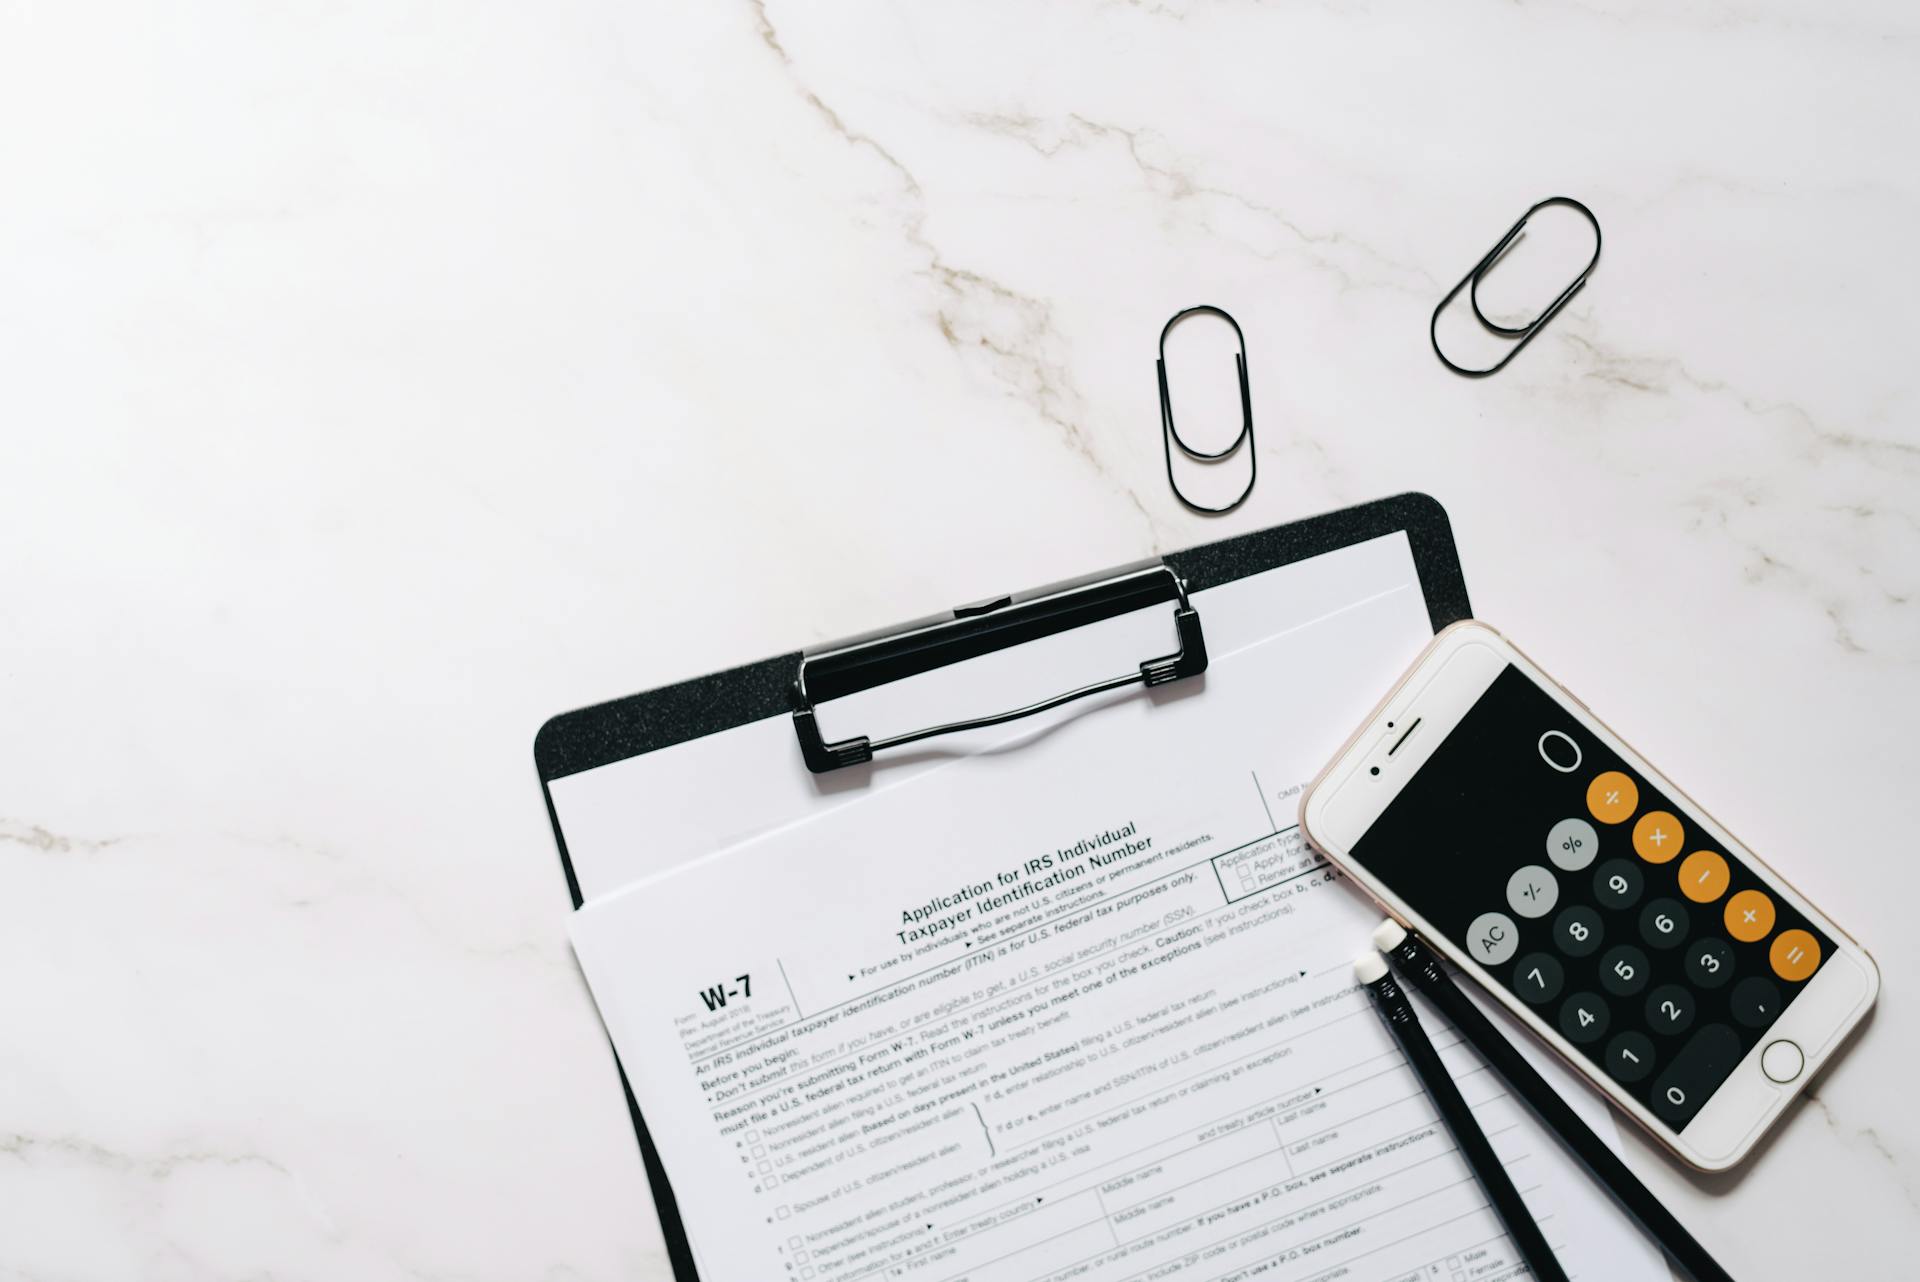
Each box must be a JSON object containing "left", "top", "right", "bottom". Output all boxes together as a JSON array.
[
  {"left": 1553, "top": 905, "right": 1604, "bottom": 958},
  {"left": 1639, "top": 898, "right": 1690, "bottom": 949},
  {"left": 1605, "top": 1032, "right": 1656, "bottom": 1084},
  {"left": 1594, "top": 859, "right": 1644, "bottom": 910},
  {"left": 1558, "top": 991, "right": 1610, "bottom": 1044},
  {"left": 1645, "top": 984, "right": 1697, "bottom": 1036},
  {"left": 1512, "top": 952, "right": 1565, "bottom": 1005},
  {"left": 1649, "top": 1024, "right": 1742, "bottom": 1128},
  {"left": 1685, "top": 938, "right": 1735, "bottom": 989},
  {"left": 1732, "top": 976, "right": 1783, "bottom": 1029},
  {"left": 1599, "top": 945, "right": 1650, "bottom": 997}
]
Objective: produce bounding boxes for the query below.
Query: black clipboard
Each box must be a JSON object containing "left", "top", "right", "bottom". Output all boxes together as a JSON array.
[{"left": 534, "top": 492, "right": 1469, "bottom": 1279}]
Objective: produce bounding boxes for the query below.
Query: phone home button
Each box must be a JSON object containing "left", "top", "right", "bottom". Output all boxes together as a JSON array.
[{"left": 1761, "top": 1039, "right": 1804, "bottom": 1084}]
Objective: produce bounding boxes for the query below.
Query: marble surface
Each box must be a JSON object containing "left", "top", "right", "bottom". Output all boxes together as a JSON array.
[{"left": 3, "top": 1, "right": 1917, "bottom": 1277}]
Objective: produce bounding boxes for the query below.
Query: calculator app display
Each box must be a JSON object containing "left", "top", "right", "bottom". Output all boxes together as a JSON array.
[{"left": 1352, "top": 664, "right": 1831, "bottom": 1131}]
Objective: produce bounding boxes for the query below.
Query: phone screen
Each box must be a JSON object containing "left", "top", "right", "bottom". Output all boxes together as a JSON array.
[{"left": 1352, "top": 662, "right": 1831, "bottom": 1131}]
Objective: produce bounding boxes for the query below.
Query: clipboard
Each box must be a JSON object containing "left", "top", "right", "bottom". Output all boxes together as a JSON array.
[{"left": 534, "top": 492, "right": 1470, "bottom": 1279}]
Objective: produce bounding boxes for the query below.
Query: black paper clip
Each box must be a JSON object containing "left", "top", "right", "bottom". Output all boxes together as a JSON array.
[
  {"left": 1430, "top": 197, "right": 1601, "bottom": 377},
  {"left": 1157, "top": 305, "right": 1255, "bottom": 514}
]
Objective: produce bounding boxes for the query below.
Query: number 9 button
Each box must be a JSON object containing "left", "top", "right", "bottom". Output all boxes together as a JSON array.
[{"left": 1594, "top": 859, "right": 1643, "bottom": 910}]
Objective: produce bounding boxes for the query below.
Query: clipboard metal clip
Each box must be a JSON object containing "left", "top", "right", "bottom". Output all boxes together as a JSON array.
[{"left": 792, "top": 564, "right": 1208, "bottom": 773}]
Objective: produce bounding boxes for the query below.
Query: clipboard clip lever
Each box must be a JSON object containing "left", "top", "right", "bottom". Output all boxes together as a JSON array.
[{"left": 792, "top": 564, "right": 1208, "bottom": 773}]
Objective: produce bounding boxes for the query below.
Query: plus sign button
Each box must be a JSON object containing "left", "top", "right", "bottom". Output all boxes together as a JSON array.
[{"left": 1631, "top": 810, "right": 1685, "bottom": 865}]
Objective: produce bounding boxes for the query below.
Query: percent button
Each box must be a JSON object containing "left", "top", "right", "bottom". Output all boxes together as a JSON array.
[{"left": 1547, "top": 818, "right": 1599, "bottom": 872}]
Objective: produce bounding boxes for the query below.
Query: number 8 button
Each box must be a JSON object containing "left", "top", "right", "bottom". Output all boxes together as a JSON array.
[{"left": 1553, "top": 905, "right": 1603, "bottom": 958}]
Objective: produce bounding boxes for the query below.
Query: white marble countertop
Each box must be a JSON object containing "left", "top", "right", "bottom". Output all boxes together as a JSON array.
[{"left": 4, "top": 1, "right": 1916, "bottom": 1277}]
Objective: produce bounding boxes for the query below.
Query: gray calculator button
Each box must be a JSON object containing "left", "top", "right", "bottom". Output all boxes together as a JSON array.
[
  {"left": 1507, "top": 865, "right": 1559, "bottom": 919},
  {"left": 1547, "top": 817, "right": 1599, "bottom": 871},
  {"left": 1593, "top": 858, "right": 1643, "bottom": 910},
  {"left": 1466, "top": 911, "right": 1520, "bottom": 966},
  {"left": 1553, "top": 905, "right": 1604, "bottom": 958}
]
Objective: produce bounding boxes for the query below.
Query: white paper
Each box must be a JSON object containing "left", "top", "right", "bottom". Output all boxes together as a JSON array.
[
  {"left": 569, "top": 585, "right": 1669, "bottom": 1282},
  {"left": 549, "top": 532, "right": 1427, "bottom": 903}
]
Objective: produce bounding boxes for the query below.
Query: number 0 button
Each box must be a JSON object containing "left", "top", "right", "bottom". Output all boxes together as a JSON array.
[
  {"left": 1466, "top": 911, "right": 1519, "bottom": 966},
  {"left": 1558, "top": 992, "right": 1610, "bottom": 1044}
]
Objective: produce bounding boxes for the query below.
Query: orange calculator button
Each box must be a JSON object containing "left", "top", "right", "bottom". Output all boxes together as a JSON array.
[
  {"left": 1631, "top": 811, "right": 1685, "bottom": 864},
  {"left": 1725, "top": 889, "right": 1776, "bottom": 943},
  {"left": 1770, "top": 930, "right": 1821, "bottom": 982},
  {"left": 1587, "top": 772, "right": 1639, "bottom": 825},
  {"left": 1678, "top": 850, "right": 1730, "bottom": 903}
]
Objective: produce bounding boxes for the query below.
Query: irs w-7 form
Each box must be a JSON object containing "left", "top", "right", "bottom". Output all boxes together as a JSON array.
[{"left": 570, "top": 587, "right": 1665, "bottom": 1282}]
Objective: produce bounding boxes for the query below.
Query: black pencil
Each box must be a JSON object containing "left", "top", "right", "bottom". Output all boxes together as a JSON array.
[
  {"left": 1355, "top": 951, "right": 1572, "bottom": 1282},
  {"left": 1374, "top": 919, "right": 1735, "bottom": 1282}
]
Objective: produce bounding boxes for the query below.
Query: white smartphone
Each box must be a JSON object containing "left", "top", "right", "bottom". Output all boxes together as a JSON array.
[{"left": 1300, "top": 620, "right": 1878, "bottom": 1171}]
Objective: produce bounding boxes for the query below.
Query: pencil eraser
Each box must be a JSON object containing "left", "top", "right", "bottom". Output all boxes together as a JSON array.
[
  {"left": 1353, "top": 951, "right": 1389, "bottom": 984},
  {"left": 1372, "top": 919, "right": 1409, "bottom": 952}
]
